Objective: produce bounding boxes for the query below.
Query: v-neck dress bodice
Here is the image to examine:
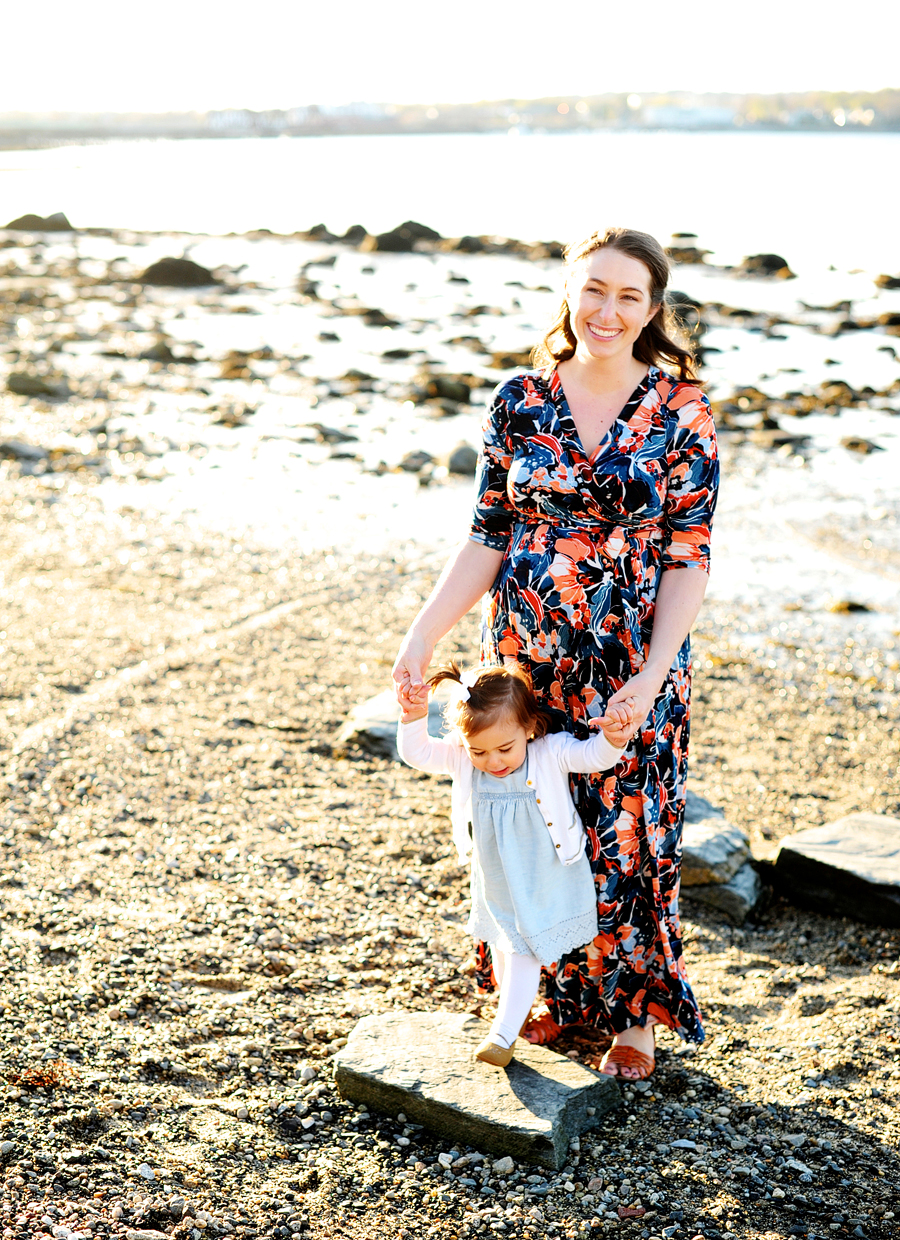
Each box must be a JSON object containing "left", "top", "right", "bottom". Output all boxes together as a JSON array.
[{"left": 467, "top": 366, "right": 719, "bottom": 1043}]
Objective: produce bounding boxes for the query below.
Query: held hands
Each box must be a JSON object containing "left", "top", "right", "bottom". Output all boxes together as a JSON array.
[
  {"left": 398, "top": 681, "right": 429, "bottom": 724},
  {"left": 598, "top": 697, "right": 637, "bottom": 748},
  {"left": 604, "top": 668, "right": 667, "bottom": 743}
]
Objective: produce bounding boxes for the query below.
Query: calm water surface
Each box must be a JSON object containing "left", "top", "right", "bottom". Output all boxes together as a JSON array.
[{"left": 0, "top": 130, "right": 898, "bottom": 274}]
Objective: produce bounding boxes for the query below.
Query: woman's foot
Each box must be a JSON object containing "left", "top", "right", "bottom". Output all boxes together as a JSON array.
[
  {"left": 599, "top": 1024, "right": 656, "bottom": 1080},
  {"left": 520, "top": 1010, "right": 563, "bottom": 1045}
]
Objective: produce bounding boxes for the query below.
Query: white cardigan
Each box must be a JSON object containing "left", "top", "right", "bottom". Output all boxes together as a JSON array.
[{"left": 397, "top": 718, "right": 623, "bottom": 866}]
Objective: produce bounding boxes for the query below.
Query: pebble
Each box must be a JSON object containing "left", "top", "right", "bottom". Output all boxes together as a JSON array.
[
  {"left": 492, "top": 1156, "right": 515, "bottom": 1175},
  {"left": 135, "top": 1163, "right": 156, "bottom": 1180}
]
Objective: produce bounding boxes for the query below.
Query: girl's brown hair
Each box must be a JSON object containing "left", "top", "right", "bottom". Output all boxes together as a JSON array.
[
  {"left": 427, "top": 661, "right": 551, "bottom": 739},
  {"left": 532, "top": 226, "right": 698, "bottom": 382}
]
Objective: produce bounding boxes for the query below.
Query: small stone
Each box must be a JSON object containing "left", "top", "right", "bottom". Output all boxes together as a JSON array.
[
  {"left": 236, "top": 1106, "right": 250, "bottom": 1120},
  {"left": 0, "top": 1141, "right": 14, "bottom": 1155},
  {"left": 772, "top": 1188, "right": 786, "bottom": 1199},
  {"left": 126, "top": 1231, "right": 171, "bottom": 1240},
  {"left": 492, "top": 1156, "right": 515, "bottom": 1175},
  {"left": 300, "top": 1066, "right": 317, "bottom": 1081},
  {"left": 671, "top": 1139, "right": 697, "bottom": 1150},
  {"left": 135, "top": 1162, "right": 156, "bottom": 1180}
]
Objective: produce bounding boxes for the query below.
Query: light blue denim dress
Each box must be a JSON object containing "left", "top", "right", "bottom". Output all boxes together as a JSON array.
[{"left": 466, "top": 756, "right": 599, "bottom": 968}]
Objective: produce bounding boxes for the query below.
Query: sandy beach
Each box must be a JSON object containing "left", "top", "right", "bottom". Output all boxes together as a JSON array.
[{"left": 1, "top": 218, "right": 899, "bottom": 1240}]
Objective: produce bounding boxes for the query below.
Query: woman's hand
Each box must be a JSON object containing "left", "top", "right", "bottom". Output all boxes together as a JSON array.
[
  {"left": 392, "top": 630, "right": 434, "bottom": 700},
  {"left": 605, "top": 670, "right": 666, "bottom": 739}
]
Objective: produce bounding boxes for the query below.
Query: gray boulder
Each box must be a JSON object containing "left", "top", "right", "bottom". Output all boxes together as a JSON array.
[
  {"left": 361, "top": 220, "right": 442, "bottom": 253},
  {"left": 682, "top": 818, "right": 750, "bottom": 886},
  {"left": 446, "top": 442, "right": 479, "bottom": 475},
  {"left": 682, "top": 862, "right": 762, "bottom": 925},
  {"left": 7, "top": 373, "right": 67, "bottom": 398},
  {"left": 5, "top": 211, "right": 73, "bottom": 231},
  {"left": 773, "top": 813, "right": 900, "bottom": 926},
  {"left": 138, "top": 257, "right": 217, "bottom": 287},
  {"left": 334, "top": 1010, "right": 619, "bottom": 1169},
  {"left": 333, "top": 688, "right": 446, "bottom": 759}
]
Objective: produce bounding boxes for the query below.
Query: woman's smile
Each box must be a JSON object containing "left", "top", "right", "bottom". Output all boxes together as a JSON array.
[{"left": 586, "top": 322, "right": 624, "bottom": 341}]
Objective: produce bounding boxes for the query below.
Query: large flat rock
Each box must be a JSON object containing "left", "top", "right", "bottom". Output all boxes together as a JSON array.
[
  {"left": 773, "top": 813, "right": 900, "bottom": 926},
  {"left": 333, "top": 1011, "right": 620, "bottom": 1169},
  {"left": 682, "top": 860, "right": 762, "bottom": 925},
  {"left": 333, "top": 688, "right": 445, "bottom": 759}
]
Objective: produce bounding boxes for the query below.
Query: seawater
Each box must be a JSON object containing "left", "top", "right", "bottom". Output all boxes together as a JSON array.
[
  {"left": 1, "top": 129, "right": 899, "bottom": 274},
  {"left": 0, "top": 131, "right": 898, "bottom": 665}
]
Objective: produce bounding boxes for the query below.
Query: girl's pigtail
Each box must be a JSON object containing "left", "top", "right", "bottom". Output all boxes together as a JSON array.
[{"left": 427, "top": 660, "right": 465, "bottom": 692}]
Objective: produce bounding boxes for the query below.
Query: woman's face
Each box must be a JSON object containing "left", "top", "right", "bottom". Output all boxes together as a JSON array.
[{"left": 566, "top": 247, "right": 658, "bottom": 364}]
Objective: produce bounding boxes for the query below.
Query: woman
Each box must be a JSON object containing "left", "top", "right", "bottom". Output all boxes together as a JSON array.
[{"left": 392, "top": 227, "right": 719, "bottom": 1079}]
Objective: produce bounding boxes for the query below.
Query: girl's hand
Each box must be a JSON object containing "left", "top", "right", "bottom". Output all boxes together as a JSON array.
[
  {"left": 598, "top": 697, "right": 636, "bottom": 748},
  {"left": 605, "top": 670, "right": 667, "bottom": 741},
  {"left": 398, "top": 681, "right": 429, "bottom": 724}
]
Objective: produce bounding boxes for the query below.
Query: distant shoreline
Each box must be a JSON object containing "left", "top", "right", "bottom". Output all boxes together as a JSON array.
[{"left": 2, "top": 124, "right": 899, "bottom": 155}]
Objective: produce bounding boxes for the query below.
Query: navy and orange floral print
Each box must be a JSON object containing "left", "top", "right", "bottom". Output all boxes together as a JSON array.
[{"left": 469, "top": 365, "right": 719, "bottom": 1043}]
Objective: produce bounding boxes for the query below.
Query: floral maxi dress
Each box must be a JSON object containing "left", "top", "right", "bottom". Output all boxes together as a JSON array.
[{"left": 468, "top": 366, "right": 719, "bottom": 1043}]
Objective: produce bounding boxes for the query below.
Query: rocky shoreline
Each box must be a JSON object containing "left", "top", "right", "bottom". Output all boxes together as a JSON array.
[{"left": 2, "top": 217, "right": 900, "bottom": 1240}]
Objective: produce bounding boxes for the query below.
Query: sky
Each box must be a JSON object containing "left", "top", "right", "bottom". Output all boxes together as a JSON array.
[{"left": 2, "top": 0, "right": 897, "bottom": 113}]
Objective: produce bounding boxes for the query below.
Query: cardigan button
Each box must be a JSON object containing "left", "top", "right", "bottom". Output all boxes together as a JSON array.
[
  {"left": 547, "top": 821, "right": 553, "bottom": 826},
  {"left": 555, "top": 843, "right": 560, "bottom": 848},
  {"left": 526, "top": 780, "right": 532, "bottom": 785},
  {"left": 536, "top": 798, "right": 541, "bottom": 804}
]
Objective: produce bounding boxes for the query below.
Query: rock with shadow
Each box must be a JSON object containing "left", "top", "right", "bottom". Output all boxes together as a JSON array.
[{"left": 334, "top": 1010, "right": 619, "bottom": 1170}]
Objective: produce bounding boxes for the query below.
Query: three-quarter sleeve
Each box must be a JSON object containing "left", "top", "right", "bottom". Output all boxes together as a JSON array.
[
  {"left": 468, "top": 386, "right": 516, "bottom": 552},
  {"left": 661, "top": 385, "right": 719, "bottom": 573}
]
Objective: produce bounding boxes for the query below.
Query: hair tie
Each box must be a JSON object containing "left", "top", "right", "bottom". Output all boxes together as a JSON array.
[{"left": 450, "top": 668, "right": 479, "bottom": 703}]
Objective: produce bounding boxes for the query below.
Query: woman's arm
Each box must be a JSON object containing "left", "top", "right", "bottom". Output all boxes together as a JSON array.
[
  {"left": 392, "top": 539, "right": 504, "bottom": 693},
  {"left": 606, "top": 565, "right": 709, "bottom": 728}
]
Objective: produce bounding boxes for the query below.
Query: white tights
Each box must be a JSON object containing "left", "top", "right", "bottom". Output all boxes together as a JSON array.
[{"left": 487, "top": 947, "right": 542, "bottom": 1049}]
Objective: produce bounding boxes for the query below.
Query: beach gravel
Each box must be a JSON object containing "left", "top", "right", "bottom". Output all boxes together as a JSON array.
[{"left": 1, "top": 228, "right": 899, "bottom": 1240}]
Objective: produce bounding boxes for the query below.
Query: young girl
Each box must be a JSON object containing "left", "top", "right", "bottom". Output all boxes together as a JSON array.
[{"left": 397, "top": 661, "right": 634, "bottom": 1068}]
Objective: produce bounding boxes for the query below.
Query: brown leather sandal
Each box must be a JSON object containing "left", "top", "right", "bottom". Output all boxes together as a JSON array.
[
  {"left": 599, "top": 1045, "right": 655, "bottom": 1079},
  {"left": 474, "top": 1038, "right": 514, "bottom": 1067},
  {"left": 520, "top": 1012, "right": 563, "bottom": 1045}
]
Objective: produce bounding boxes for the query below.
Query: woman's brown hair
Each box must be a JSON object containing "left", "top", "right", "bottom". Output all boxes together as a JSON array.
[
  {"left": 427, "top": 661, "right": 551, "bottom": 739},
  {"left": 532, "top": 226, "right": 699, "bottom": 382}
]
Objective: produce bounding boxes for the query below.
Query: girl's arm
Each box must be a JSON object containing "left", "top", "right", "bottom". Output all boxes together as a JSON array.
[
  {"left": 553, "top": 728, "right": 626, "bottom": 775},
  {"left": 396, "top": 715, "right": 465, "bottom": 778}
]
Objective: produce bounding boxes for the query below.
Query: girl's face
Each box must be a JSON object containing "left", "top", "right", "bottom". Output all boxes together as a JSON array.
[
  {"left": 566, "top": 247, "right": 657, "bottom": 364},
  {"left": 462, "top": 714, "right": 534, "bottom": 777}
]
